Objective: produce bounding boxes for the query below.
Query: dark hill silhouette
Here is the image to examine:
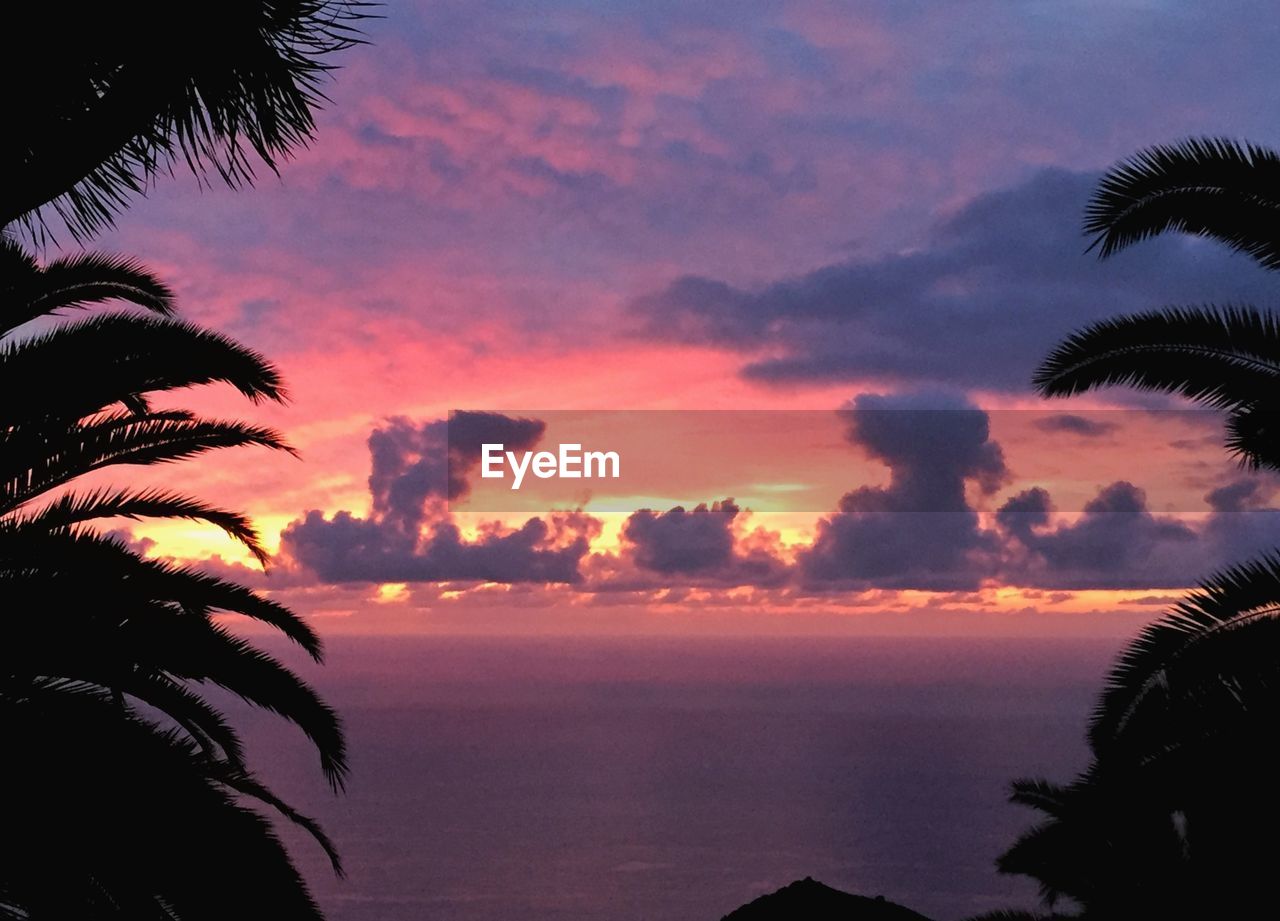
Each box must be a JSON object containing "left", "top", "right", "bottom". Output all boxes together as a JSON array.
[{"left": 720, "top": 878, "right": 934, "bottom": 921}]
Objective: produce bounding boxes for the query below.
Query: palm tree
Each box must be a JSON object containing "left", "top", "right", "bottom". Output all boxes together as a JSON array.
[
  {"left": 986, "top": 138, "right": 1280, "bottom": 918},
  {"left": 987, "top": 774, "right": 1193, "bottom": 919},
  {"left": 1033, "top": 138, "right": 1280, "bottom": 791},
  {"left": 0, "top": 1, "right": 373, "bottom": 243},
  {"left": 1034, "top": 138, "right": 1280, "bottom": 470},
  {"left": 0, "top": 6, "right": 372, "bottom": 912},
  {"left": 3, "top": 684, "right": 337, "bottom": 920},
  {"left": 0, "top": 236, "right": 345, "bottom": 917},
  {"left": 987, "top": 558, "right": 1280, "bottom": 917}
]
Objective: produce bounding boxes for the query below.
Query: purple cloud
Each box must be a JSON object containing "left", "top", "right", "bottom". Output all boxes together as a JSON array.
[
  {"left": 620, "top": 499, "right": 787, "bottom": 585},
  {"left": 631, "top": 169, "right": 1279, "bottom": 392},
  {"left": 797, "top": 392, "right": 1007, "bottom": 590},
  {"left": 281, "top": 413, "right": 593, "bottom": 584},
  {"left": 1032, "top": 414, "right": 1119, "bottom": 438}
]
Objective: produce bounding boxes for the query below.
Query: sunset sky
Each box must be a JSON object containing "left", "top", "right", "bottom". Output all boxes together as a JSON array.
[{"left": 92, "top": 0, "right": 1280, "bottom": 635}]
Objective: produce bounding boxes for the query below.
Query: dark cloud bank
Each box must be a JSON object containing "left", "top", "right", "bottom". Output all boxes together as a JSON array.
[
  {"left": 274, "top": 403, "right": 1280, "bottom": 596},
  {"left": 631, "top": 168, "right": 1279, "bottom": 391},
  {"left": 282, "top": 413, "right": 594, "bottom": 584},
  {"left": 796, "top": 392, "right": 1007, "bottom": 591}
]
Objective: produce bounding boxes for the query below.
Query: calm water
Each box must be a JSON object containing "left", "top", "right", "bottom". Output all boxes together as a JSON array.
[{"left": 242, "top": 635, "right": 1118, "bottom": 921}]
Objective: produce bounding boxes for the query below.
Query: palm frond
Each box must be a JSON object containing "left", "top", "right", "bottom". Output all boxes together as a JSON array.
[
  {"left": 995, "top": 819, "right": 1081, "bottom": 907},
  {"left": 1090, "top": 553, "right": 1280, "bottom": 754},
  {"left": 0, "top": 314, "right": 288, "bottom": 424},
  {"left": 1009, "top": 778, "right": 1076, "bottom": 819},
  {"left": 1086, "top": 137, "right": 1280, "bottom": 269},
  {"left": 171, "top": 619, "right": 347, "bottom": 789},
  {"left": 0, "top": 688, "right": 331, "bottom": 918},
  {"left": 120, "top": 671, "right": 248, "bottom": 769},
  {"left": 1, "top": 2, "right": 376, "bottom": 242},
  {"left": 2, "top": 577, "right": 344, "bottom": 788},
  {"left": 6, "top": 487, "right": 268, "bottom": 565},
  {"left": 1033, "top": 306, "right": 1280, "bottom": 456},
  {"left": 0, "top": 413, "right": 292, "bottom": 516},
  {"left": 208, "top": 763, "right": 344, "bottom": 875},
  {"left": 0, "top": 528, "right": 320, "bottom": 658},
  {"left": 1222, "top": 402, "right": 1280, "bottom": 471},
  {"left": 1, "top": 237, "right": 173, "bottom": 335}
]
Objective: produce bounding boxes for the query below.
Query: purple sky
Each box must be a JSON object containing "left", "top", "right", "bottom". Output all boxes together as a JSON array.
[{"left": 86, "top": 0, "right": 1280, "bottom": 632}]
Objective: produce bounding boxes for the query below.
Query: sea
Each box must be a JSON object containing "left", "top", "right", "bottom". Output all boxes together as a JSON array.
[{"left": 240, "top": 635, "right": 1119, "bottom": 921}]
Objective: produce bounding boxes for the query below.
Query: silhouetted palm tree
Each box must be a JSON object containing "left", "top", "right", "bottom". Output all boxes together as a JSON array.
[
  {"left": 0, "top": 1, "right": 372, "bottom": 242},
  {"left": 0, "top": 6, "right": 371, "bottom": 912},
  {"left": 0, "top": 237, "right": 344, "bottom": 916},
  {"left": 987, "top": 140, "right": 1280, "bottom": 917},
  {"left": 1090, "top": 554, "right": 1280, "bottom": 761},
  {"left": 987, "top": 773, "right": 1195, "bottom": 919},
  {"left": 987, "top": 560, "right": 1280, "bottom": 916},
  {"left": 4, "top": 685, "right": 336, "bottom": 919},
  {"left": 1035, "top": 138, "right": 1280, "bottom": 470}
]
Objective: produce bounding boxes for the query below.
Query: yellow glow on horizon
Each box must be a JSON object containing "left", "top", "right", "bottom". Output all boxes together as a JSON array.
[
  {"left": 375, "top": 582, "right": 411, "bottom": 604},
  {"left": 126, "top": 520, "right": 259, "bottom": 566}
]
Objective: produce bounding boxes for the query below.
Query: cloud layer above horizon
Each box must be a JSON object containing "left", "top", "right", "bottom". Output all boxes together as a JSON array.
[{"left": 250, "top": 407, "right": 1280, "bottom": 602}]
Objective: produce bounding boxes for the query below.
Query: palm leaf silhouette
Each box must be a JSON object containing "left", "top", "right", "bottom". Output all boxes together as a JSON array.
[
  {"left": 995, "top": 137, "right": 1280, "bottom": 917},
  {"left": 1034, "top": 305, "right": 1280, "bottom": 408},
  {"left": 0, "top": 236, "right": 174, "bottom": 333},
  {"left": 0, "top": 240, "right": 344, "bottom": 916},
  {"left": 0, "top": 2, "right": 375, "bottom": 242},
  {"left": 1090, "top": 554, "right": 1280, "bottom": 760},
  {"left": 1, "top": 684, "right": 334, "bottom": 918},
  {"left": 1085, "top": 137, "right": 1280, "bottom": 270},
  {"left": 1035, "top": 306, "right": 1280, "bottom": 469},
  {"left": 7, "top": 488, "right": 269, "bottom": 564}
]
